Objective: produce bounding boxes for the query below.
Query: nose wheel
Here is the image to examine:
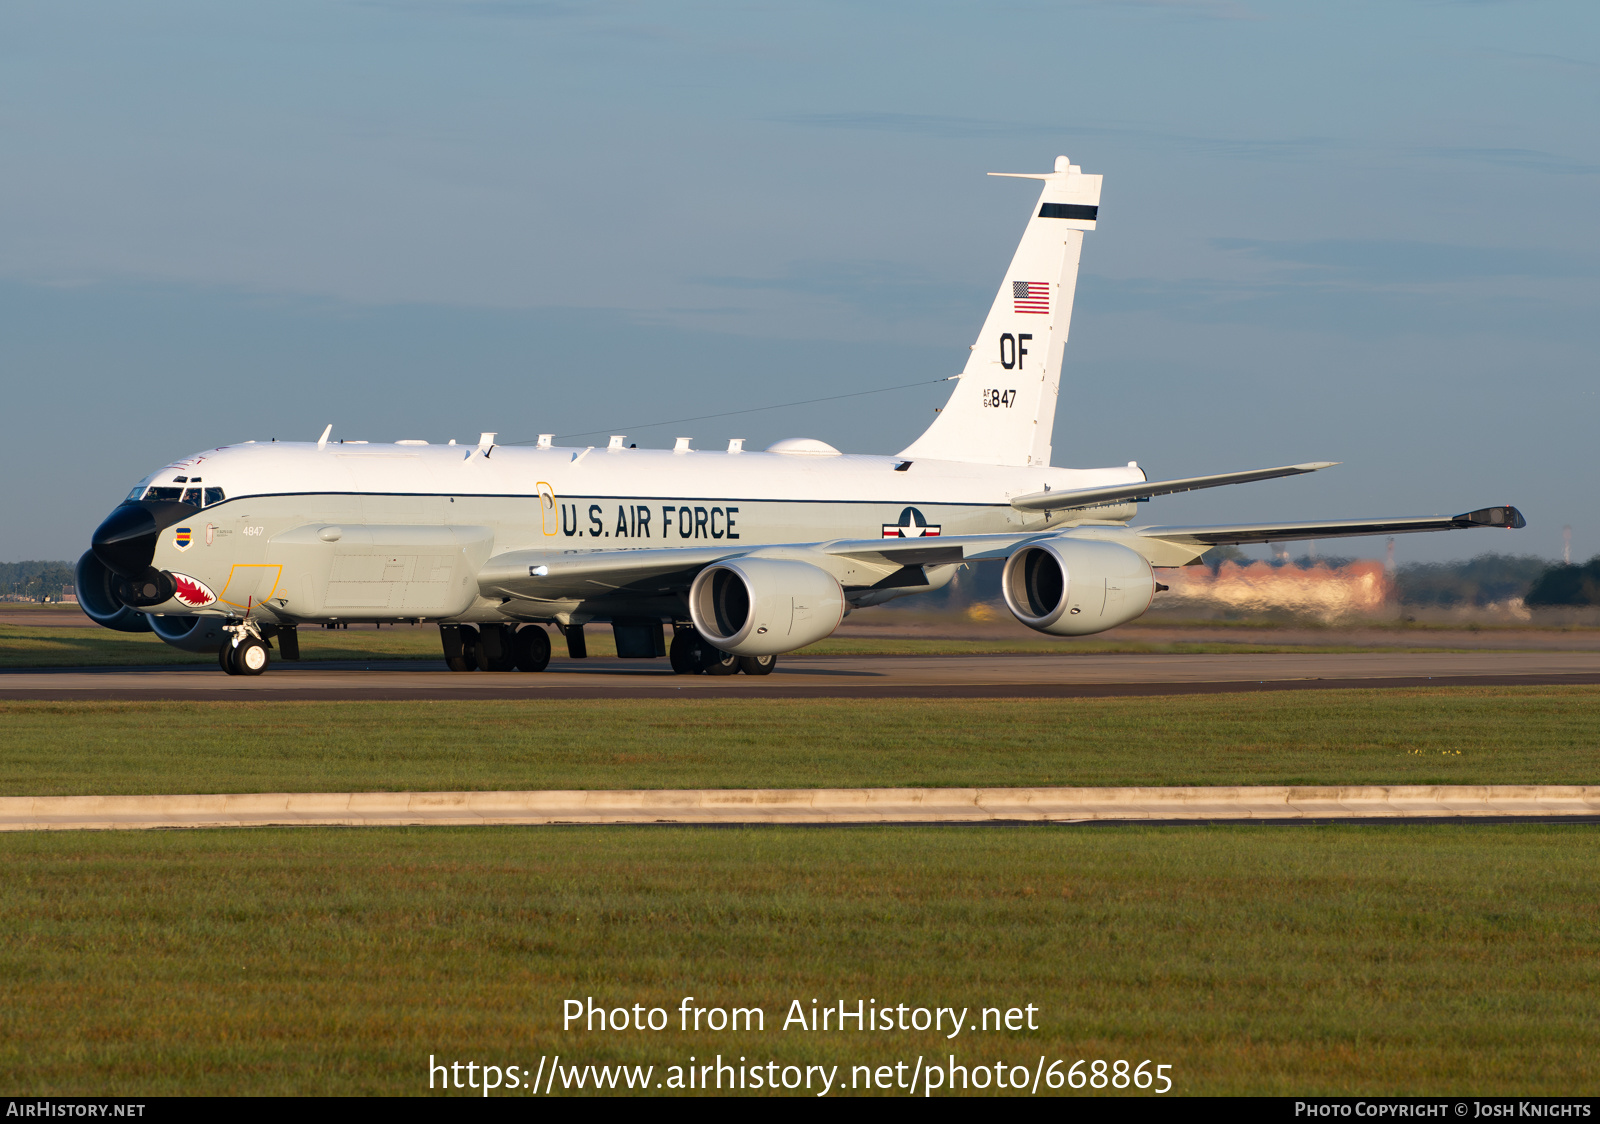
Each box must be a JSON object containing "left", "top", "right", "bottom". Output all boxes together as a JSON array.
[
  {"left": 219, "top": 619, "right": 271, "bottom": 676},
  {"left": 219, "top": 637, "right": 270, "bottom": 676}
]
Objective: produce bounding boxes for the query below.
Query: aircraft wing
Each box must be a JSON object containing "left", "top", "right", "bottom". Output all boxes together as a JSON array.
[
  {"left": 478, "top": 537, "right": 1026, "bottom": 604},
  {"left": 475, "top": 504, "right": 1525, "bottom": 604},
  {"left": 477, "top": 545, "right": 742, "bottom": 601},
  {"left": 1135, "top": 505, "right": 1527, "bottom": 547},
  {"left": 1009, "top": 461, "right": 1336, "bottom": 513}
]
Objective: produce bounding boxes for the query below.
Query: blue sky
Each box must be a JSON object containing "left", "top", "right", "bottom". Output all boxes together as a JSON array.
[{"left": 3, "top": 0, "right": 1595, "bottom": 563}]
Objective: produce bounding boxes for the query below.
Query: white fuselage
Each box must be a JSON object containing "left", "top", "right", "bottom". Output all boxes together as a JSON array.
[{"left": 131, "top": 439, "right": 1145, "bottom": 625}]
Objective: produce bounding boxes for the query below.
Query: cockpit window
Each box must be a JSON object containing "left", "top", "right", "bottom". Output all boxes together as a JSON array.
[{"left": 136, "top": 483, "right": 225, "bottom": 506}]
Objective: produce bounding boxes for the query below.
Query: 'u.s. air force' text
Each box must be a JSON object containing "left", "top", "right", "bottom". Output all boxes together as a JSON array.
[{"left": 561, "top": 503, "right": 739, "bottom": 540}]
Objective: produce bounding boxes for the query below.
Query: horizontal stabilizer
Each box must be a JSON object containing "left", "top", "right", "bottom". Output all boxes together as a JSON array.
[
  {"left": 1010, "top": 462, "right": 1337, "bottom": 513},
  {"left": 1136, "top": 506, "right": 1527, "bottom": 547}
]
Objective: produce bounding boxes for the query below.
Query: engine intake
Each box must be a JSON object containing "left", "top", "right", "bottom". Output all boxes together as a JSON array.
[
  {"left": 75, "top": 551, "right": 152, "bottom": 634},
  {"left": 689, "top": 558, "right": 845, "bottom": 656},
  {"left": 148, "top": 613, "right": 228, "bottom": 653},
  {"left": 1001, "top": 538, "right": 1155, "bottom": 636}
]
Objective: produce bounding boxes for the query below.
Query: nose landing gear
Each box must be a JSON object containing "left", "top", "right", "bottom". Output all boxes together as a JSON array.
[{"left": 219, "top": 619, "right": 270, "bottom": 676}]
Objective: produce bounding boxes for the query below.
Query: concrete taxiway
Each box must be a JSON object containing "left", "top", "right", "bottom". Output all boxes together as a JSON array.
[
  {"left": 4, "top": 650, "right": 1600, "bottom": 700},
  {"left": 3, "top": 785, "right": 1597, "bottom": 831}
]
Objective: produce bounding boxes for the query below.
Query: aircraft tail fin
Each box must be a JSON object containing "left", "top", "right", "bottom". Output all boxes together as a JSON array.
[{"left": 899, "top": 156, "right": 1100, "bottom": 467}]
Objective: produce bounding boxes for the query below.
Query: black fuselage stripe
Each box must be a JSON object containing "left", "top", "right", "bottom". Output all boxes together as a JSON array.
[
  {"left": 205, "top": 491, "right": 1015, "bottom": 509},
  {"left": 1038, "top": 203, "right": 1098, "bottom": 221}
]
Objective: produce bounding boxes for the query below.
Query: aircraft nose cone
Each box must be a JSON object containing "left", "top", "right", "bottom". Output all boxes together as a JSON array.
[{"left": 91, "top": 503, "right": 159, "bottom": 577}]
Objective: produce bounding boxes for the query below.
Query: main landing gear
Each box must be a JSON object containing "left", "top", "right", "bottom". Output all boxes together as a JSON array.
[
  {"left": 437, "top": 621, "right": 778, "bottom": 676},
  {"left": 668, "top": 630, "right": 776, "bottom": 676},
  {"left": 440, "top": 623, "right": 551, "bottom": 673}
]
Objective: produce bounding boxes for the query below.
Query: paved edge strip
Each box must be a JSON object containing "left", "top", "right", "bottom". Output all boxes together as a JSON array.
[
  {"left": 3, "top": 672, "right": 1600, "bottom": 703},
  {"left": 1, "top": 785, "right": 1597, "bottom": 831}
]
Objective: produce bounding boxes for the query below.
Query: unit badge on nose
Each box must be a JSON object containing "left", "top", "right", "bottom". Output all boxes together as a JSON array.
[
  {"left": 173, "top": 527, "right": 193, "bottom": 551},
  {"left": 882, "top": 507, "right": 941, "bottom": 538},
  {"left": 170, "top": 574, "right": 215, "bottom": 608}
]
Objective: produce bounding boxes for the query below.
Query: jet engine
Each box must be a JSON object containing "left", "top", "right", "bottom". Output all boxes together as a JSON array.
[
  {"left": 688, "top": 557, "right": 846, "bottom": 657},
  {"left": 1001, "top": 538, "right": 1155, "bottom": 636},
  {"left": 148, "top": 613, "right": 228, "bottom": 653},
  {"left": 75, "top": 551, "right": 152, "bottom": 633}
]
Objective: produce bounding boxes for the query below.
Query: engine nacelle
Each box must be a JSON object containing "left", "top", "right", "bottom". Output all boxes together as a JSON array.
[
  {"left": 148, "top": 613, "right": 228, "bottom": 653},
  {"left": 75, "top": 551, "right": 151, "bottom": 633},
  {"left": 1001, "top": 538, "right": 1155, "bottom": 636},
  {"left": 689, "top": 557, "right": 846, "bottom": 657}
]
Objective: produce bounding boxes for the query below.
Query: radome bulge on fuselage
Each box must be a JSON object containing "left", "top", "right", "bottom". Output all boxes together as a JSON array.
[{"left": 80, "top": 156, "right": 1524, "bottom": 677}]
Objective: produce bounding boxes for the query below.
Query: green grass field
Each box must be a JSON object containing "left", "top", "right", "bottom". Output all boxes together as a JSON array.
[
  {"left": 3, "top": 687, "right": 1596, "bottom": 1096},
  {"left": 2, "top": 823, "right": 1595, "bottom": 1095},
  {"left": 2, "top": 686, "right": 1597, "bottom": 796},
  {"left": 0, "top": 620, "right": 1563, "bottom": 668}
]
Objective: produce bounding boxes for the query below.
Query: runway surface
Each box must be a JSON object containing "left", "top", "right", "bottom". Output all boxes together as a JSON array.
[
  {"left": 4, "top": 784, "right": 1596, "bottom": 831},
  {"left": 5, "top": 650, "right": 1600, "bottom": 700}
]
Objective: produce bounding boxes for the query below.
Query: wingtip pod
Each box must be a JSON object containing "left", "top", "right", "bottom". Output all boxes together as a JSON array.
[{"left": 1457, "top": 505, "right": 1527, "bottom": 530}]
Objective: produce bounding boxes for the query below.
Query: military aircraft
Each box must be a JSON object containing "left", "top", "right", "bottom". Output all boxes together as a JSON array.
[{"left": 78, "top": 156, "right": 1524, "bottom": 676}]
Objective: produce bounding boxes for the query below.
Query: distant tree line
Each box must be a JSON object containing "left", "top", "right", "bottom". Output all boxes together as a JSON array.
[
  {"left": 0, "top": 560, "right": 77, "bottom": 600},
  {"left": 1525, "top": 557, "right": 1600, "bottom": 607},
  {"left": 1393, "top": 554, "right": 1551, "bottom": 608}
]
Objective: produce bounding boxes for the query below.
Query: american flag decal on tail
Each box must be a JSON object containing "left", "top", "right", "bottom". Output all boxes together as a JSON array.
[{"left": 1012, "top": 281, "right": 1049, "bottom": 314}]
